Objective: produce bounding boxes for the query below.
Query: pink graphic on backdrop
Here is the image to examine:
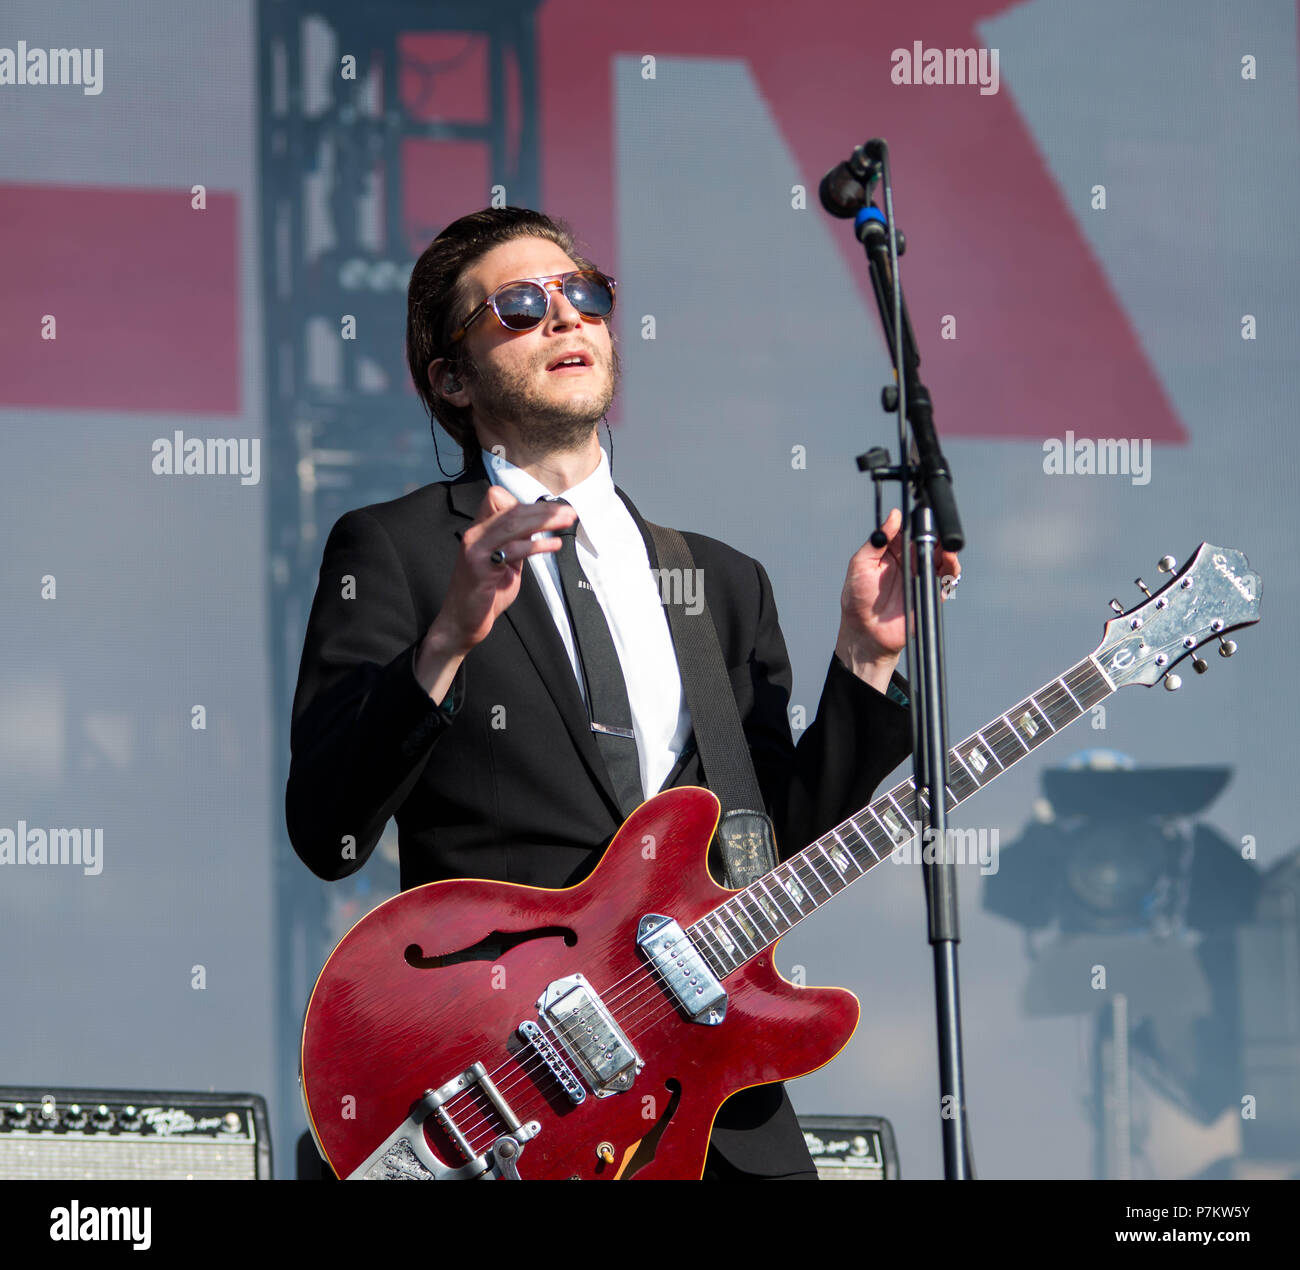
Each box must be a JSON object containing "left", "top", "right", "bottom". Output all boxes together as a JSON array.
[
  {"left": 0, "top": 185, "right": 239, "bottom": 415},
  {"left": 532, "top": 0, "right": 1187, "bottom": 443}
]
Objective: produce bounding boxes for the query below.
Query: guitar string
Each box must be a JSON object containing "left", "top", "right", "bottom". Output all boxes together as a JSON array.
[
  {"left": 440, "top": 670, "right": 1099, "bottom": 1154},
  {"left": 425, "top": 669, "right": 1102, "bottom": 1157},
  {"left": 435, "top": 669, "right": 1099, "bottom": 1155}
]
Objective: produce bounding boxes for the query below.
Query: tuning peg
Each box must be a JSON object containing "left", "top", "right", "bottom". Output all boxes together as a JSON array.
[
  {"left": 1135, "top": 578, "right": 1153, "bottom": 597},
  {"left": 1109, "top": 599, "right": 1124, "bottom": 614},
  {"left": 1164, "top": 674, "right": 1182, "bottom": 691},
  {"left": 1218, "top": 637, "right": 1237, "bottom": 657},
  {"left": 1157, "top": 555, "right": 1177, "bottom": 574},
  {"left": 1192, "top": 656, "right": 1208, "bottom": 674}
]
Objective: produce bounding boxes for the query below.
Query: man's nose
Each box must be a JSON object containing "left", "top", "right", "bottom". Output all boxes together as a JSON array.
[{"left": 545, "top": 282, "right": 584, "bottom": 328}]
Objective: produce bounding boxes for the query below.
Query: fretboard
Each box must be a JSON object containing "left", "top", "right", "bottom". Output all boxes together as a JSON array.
[{"left": 686, "top": 655, "right": 1114, "bottom": 975}]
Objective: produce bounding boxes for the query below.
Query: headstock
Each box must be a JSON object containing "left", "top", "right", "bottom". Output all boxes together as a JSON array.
[{"left": 1093, "top": 544, "right": 1261, "bottom": 690}]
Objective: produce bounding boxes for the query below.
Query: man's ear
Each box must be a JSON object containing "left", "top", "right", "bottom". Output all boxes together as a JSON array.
[{"left": 428, "top": 356, "right": 462, "bottom": 400}]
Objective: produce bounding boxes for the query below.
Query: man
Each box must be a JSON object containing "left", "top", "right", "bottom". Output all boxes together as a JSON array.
[{"left": 286, "top": 206, "right": 958, "bottom": 1179}]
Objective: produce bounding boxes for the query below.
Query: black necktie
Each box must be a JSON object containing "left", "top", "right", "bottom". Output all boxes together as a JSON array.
[{"left": 542, "top": 496, "right": 643, "bottom": 818}]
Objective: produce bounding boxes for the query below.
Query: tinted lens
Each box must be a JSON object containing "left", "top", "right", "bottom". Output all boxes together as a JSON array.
[
  {"left": 565, "top": 271, "right": 614, "bottom": 317},
  {"left": 493, "top": 282, "right": 551, "bottom": 330}
]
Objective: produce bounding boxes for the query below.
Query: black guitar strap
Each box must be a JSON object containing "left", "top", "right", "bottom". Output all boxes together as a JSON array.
[{"left": 644, "top": 521, "right": 778, "bottom": 888}]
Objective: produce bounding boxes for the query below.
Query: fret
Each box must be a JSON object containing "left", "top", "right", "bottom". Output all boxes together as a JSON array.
[
  {"left": 810, "top": 844, "right": 842, "bottom": 895},
  {"left": 757, "top": 876, "right": 796, "bottom": 931},
  {"left": 892, "top": 786, "right": 920, "bottom": 823},
  {"left": 958, "top": 733, "right": 996, "bottom": 780},
  {"left": 1000, "top": 714, "right": 1031, "bottom": 753},
  {"left": 880, "top": 798, "right": 913, "bottom": 847},
  {"left": 1077, "top": 660, "right": 1113, "bottom": 707},
  {"left": 692, "top": 649, "right": 1120, "bottom": 979},
  {"left": 864, "top": 816, "right": 894, "bottom": 860},
  {"left": 826, "top": 828, "right": 865, "bottom": 876},
  {"left": 1026, "top": 694, "right": 1056, "bottom": 733},
  {"left": 724, "top": 901, "right": 759, "bottom": 956},
  {"left": 777, "top": 864, "right": 811, "bottom": 913},
  {"left": 843, "top": 817, "right": 884, "bottom": 863},
  {"left": 950, "top": 750, "right": 981, "bottom": 797},
  {"left": 864, "top": 804, "right": 895, "bottom": 847},
  {"left": 976, "top": 727, "right": 1009, "bottom": 769},
  {"left": 744, "top": 888, "right": 781, "bottom": 939},
  {"left": 1088, "top": 652, "right": 1118, "bottom": 692},
  {"left": 689, "top": 923, "right": 728, "bottom": 978},
  {"left": 705, "top": 917, "right": 740, "bottom": 969},
  {"left": 1038, "top": 687, "right": 1077, "bottom": 732},
  {"left": 1004, "top": 700, "right": 1051, "bottom": 752}
]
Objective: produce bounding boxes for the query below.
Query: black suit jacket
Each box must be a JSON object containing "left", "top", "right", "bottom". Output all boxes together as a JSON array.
[{"left": 286, "top": 452, "right": 913, "bottom": 1175}]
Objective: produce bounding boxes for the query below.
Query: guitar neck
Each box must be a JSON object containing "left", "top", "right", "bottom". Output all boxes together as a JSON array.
[{"left": 687, "top": 653, "right": 1116, "bottom": 973}]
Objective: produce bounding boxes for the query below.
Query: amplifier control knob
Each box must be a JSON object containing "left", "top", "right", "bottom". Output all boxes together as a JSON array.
[
  {"left": 5, "top": 1103, "right": 32, "bottom": 1129},
  {"left": 92, "top": 1105, "right": 114, "bottom": 1130},
  {"left": 118, "top": 1105, "right": 142, "bottom": 1131},
  {"left": 63, "top": 1104, "right": 88, "bottom": 1130}
]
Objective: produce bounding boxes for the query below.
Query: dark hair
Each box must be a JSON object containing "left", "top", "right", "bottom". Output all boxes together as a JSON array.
[{"left": 406, "top": 206, "right": 597, "bottom": 452}]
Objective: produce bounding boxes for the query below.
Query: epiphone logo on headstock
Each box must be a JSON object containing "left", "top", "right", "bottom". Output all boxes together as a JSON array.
[{"left": 1211, "top": 553, "right": 1254, "bottom": 603}]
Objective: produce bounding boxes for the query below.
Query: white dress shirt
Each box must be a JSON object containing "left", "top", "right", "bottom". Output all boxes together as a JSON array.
[{"left": 483, "top": 446, "right": 692, "bottom": 801}]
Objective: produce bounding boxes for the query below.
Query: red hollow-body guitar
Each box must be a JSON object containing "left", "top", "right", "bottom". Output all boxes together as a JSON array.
[{"left": 300, "top": 543, "right": 1260, "bottom": 1179}]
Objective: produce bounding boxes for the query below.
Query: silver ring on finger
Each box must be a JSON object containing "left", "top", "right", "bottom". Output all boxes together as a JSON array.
[{"left": 490, "top": 548, "right": 507, "bottom": 566}]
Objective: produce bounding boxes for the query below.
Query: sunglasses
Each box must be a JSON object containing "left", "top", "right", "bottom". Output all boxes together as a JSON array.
[{"left": 449, "top": 270, "right": 617, "bottom": 343}]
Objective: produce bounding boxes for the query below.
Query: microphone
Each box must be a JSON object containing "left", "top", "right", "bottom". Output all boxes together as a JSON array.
[{"left": 818, "top": 140, "right": 886, "bottom": 218}]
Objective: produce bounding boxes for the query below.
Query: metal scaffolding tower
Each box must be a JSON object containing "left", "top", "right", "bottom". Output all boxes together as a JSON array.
[{"left": 258, "top": 0, "right": 542, "bottom": 1174}]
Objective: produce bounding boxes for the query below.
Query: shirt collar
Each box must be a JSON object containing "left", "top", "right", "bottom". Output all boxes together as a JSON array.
[{"left": 481, "top": 445, "right": 617, "bottom": 555}]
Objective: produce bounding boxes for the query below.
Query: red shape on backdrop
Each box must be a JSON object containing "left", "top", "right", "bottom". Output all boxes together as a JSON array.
[
  {"left": 0, "top": 184, "right": 239, "bottom": 415},
  {"left": 530, "top": 0, "right": 1187, "bottom": 443}
]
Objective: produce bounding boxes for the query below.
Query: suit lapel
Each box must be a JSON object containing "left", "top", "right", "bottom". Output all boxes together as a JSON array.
[
  {"left": 447, "top": 456, "right": 624, "bottom": 816},
  {"left": 615, "top": 486, "right": 700, "bottom": 793}
]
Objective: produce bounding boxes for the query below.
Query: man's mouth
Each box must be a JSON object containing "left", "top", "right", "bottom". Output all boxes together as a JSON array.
[{"left": 546, "top": 350, "right": 593, "bottom": 373}]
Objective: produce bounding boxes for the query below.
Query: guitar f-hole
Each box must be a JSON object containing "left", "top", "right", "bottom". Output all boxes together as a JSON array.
[
  {"left": 613, "top": 1079, "right": 682, "bottom": 1179},
  {"left": 404, "top": 926, "right": 577, "bottom": 969}
]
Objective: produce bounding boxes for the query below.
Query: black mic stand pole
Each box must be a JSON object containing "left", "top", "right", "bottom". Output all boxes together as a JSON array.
[{"left": 827, "top": 138, "right": 973, "bottom": 1179}]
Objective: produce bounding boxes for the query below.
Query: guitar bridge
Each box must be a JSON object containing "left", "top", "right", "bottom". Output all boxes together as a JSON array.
[
  {"left": 349, "top": 1062, "right": 539, "bottom": 1181},
  {"left": 518, "top": 1019, "right": 586, "bottom": 1104}
]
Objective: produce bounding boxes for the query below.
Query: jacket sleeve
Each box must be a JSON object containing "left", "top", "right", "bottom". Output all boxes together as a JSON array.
[
  {"left": 285, "top": 508, "right": 465, "bottom": 881},
  {"left": 741, "top": 558, "right": 913, "bottom": 861}
]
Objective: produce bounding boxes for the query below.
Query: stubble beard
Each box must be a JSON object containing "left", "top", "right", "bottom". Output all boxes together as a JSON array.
[{"left": 466, "top": 341, "right": 622, "bottom": 454}]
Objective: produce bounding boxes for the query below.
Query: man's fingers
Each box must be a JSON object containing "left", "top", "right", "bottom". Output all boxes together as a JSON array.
[
  {"left": 488, "top": 535, "right": 566, "bottom": 569},
  {"left": 468, "top": 490, "right": 576, "bottom": 556},
  {"left": 860, "top": 509, "right": 961, "bottom": 586}
]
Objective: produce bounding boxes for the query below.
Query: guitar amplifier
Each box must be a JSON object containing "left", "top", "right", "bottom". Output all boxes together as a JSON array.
[
  {"left": 0, "top": 1086, "right": 272, "bottom": 1180},
  {"left": 799, "top": 1114, "right": 900, "bottom": 1179}
]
